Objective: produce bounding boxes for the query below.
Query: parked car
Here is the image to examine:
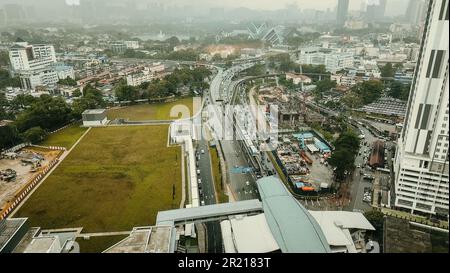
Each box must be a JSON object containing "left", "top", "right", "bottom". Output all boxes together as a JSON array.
[{"left": 197, "top": 169, "right": 201, "bottom": 175}]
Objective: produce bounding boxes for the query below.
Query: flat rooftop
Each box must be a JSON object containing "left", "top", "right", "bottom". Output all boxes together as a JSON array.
[
  {"left": 82, "top": 109, "right": 106, "bottom": 115},
  {"left": 0, "top": 218, "right": 28, "bottom": 252},
  {"left": 103, "top": 226, "right": 174, "bottom": 253},
  {"left": 23, "top": 236, "right": 60, "bottom": 253}
]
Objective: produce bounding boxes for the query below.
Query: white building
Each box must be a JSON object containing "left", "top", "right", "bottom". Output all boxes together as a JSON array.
[
  {"left": 55, "top": 64, "right": 75, "bottom": 80},
  {"left": 126, "top": 71, "right": 154, "bottom": 87},
  {"left": 9, "top": 42, "right": 56, "bottom": 72},
  {"left": 394, "top": 0, "right": 449, "bottom": 217},
  {"left": 298, "top": 48, "right": 354, "bottom": 73},
  {"left": 126, "top": 63, "right": 164, "bottom": 86},
  {"left": 286, "top": 73, "right": 312, "bottom": 85},
  {"left": 19, "top": 68, "right": 59, "bottom": 89},
  {"left": 82, "top": 109, "right": 108, "bottom": 127},
  {"left": 124, "top": 40, "right": 139, "bottom": 49}
]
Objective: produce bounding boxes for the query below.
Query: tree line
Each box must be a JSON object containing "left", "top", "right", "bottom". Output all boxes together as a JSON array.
[
  {"left": 0, "top": 84, "right": 105, "bottom": 150},
  {"left": 115, "top": 67, "right": 212, "bottom": 102}
]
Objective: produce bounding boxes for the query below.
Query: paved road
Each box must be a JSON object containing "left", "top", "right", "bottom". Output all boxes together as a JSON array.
[
  {"left": 198, "top": 96, "right": 223, "bottom": 253},
  {"left": 346, "top": 123, "right": 393, "bottom": 212}
]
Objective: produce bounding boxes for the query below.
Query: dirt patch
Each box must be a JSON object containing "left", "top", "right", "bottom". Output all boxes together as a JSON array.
[{"left": 0, "top": 147, "right": 59, "bottom": 210}]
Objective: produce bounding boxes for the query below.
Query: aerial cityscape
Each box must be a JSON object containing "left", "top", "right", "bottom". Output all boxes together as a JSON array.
[{"left": 0, "top": 0, "right": 448, "bottom": 257}]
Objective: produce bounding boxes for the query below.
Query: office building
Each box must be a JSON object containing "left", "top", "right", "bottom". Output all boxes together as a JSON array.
[
  {"left": 19, "top": 68, "right": 59, "bottom": 90},
  {"left": 405, "top": 0, "right": 427, "bottom": 25},
  {"left": 337, "top": 0, "right": 350, "bottom": 26},
  {"left": 394, "top": 0, "right": 449, "bottom": 217},
  {"left": 365, "top": 0, "right": 387, "bottom": 22}
]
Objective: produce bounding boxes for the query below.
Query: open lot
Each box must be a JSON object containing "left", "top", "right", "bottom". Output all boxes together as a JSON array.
[
  {"left": 15, "top": 125, "right": 182, "bottom": 233},
  {"left": 107, "top": 97, "right": 194, "bottom": 121},
  {"left": 41, "top": 123, "right": 88, "bottom": 149},
  {"left": 0, "top": 147, "right": 59, "bottom": 210}
]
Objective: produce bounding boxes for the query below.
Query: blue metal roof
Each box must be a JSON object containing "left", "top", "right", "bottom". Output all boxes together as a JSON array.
[{"left": 257, "top": 177, "right": 331, "bottom": 253}]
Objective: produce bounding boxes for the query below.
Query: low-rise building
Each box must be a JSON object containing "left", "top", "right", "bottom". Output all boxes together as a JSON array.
[
  {"left": 286, "top": 73, "right": 312, "bottom": 85},
  {"left": 82, "top": 109, "right": 108, "bottom": 127}
]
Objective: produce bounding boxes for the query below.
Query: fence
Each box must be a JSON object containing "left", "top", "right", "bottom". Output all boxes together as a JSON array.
[
  {"left": 1, "top": 143, "right": 31, "bottom": 155},
  {"left": 48, "top": 120, "right": 81, "bottom": 135},
  {"left": 0, "top": 147, "right": 65, "bottom": 220}
]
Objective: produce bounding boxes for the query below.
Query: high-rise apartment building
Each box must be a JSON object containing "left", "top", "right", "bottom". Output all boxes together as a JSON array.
[
  {"left": 9, "top": 42, "right": 56, "bottom": 72},
  {"left": 394, "top": 0, "right": 449, "bottom": 217},
  {"left": 337, "top": 0, "right": 350, "bottom": 26},
  {"left": 9, "top": 42, "right": 59, "bottom": 89},
  {"left": 405, "top": 0, "right": 427, "bottom": 25}
]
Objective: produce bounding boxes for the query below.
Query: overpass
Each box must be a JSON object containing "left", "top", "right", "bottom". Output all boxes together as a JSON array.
[{"left": 156, "top": 199, "right": 263, "bottom": 226}]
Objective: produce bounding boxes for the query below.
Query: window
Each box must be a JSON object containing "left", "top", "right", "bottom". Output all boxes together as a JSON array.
[
  {"left": 439, "top": 0, "right": 449, "bottom": 20},
  {"left": 426, "top": 50, "right": 446, "bottom": 78}
]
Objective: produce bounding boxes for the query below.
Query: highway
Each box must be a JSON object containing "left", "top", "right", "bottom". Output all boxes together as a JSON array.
[
  {"left": 207, "top": 63, "right": 262, "bottom": 202},
  {"left": 196, "top": 136, "right": 223, "bottom": 253}
]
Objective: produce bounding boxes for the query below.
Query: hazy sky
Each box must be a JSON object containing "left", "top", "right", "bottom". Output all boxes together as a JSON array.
[
  {"left": 1, "top": 0, "right": 410, "bottom": 16},
  {"left": 168, "top": 0, "right": 409, "bottom": 15}
]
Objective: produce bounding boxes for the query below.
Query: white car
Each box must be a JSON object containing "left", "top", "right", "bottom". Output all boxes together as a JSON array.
[
  {"left": 246, "top": 181, "right": 250, "bottom": 186},
  {"left": 197, "top": 169, "right": 201, "bottom": 175},
  {"left": 201, "top": 150, "right": 205, "bottom": 154},
  {"left": 201, "top": 200, "right": 205, "bottom": 206}
]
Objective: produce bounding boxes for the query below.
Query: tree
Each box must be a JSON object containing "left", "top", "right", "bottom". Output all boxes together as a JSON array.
[
  {"left": 351, "top": 80, "right": 384, "bottom": 105},
  {"left": 328, "top": 149, "right": 355, "bottom": 181},
  {"left": 0, "top": 124, "right": 20, "bottom": 150},
  {"left": 0, "top": 50, "right": 9, "bottom": 66},
  {"left": 341, "top": 92, "right": 364, "bottom": 109},
  {"left": 72, "top": 89, "right": 82, "bottom": 97},
  {"left": 380, "top": 63, "right": 395, "bottom": 78},
  {"left": 328, "top": 131, "right": 360, "bottom": 181},
  {"left": 9, "top": 94, "right": 37, "bottom": 112},
  {"left": 115, "top": 84, "right": 139, "bottom": 102},
  {"left": 58, "top": 77, "right": 77, "bottom": 86},
  {"left": 15, "top": 95, "right": 73, "bottom": 132},
  {"left": 0, "top": 69, "right": 21, "bottom": 89},
  {"left": 72, "top": 85, "right": 105, "bottom": 118},
  {"left": 21, "top": 126, "right": 48, "bottom": 144},
  {"left": 388, "top": 81, "right": 411, "bottom": 101},
  {"left": 364, "top": 210, "right": 385, "bottom": 241},
  {"left": 315, "top": 79, "right": 337, "bottom": 98}
]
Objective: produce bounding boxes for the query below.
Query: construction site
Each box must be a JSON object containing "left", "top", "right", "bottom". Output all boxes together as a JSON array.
[{"left": 0, "top": 145, "right": 62, "bottom": 218}]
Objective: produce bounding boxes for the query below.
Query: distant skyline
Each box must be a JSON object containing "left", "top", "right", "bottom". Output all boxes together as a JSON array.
[
  {"left": 165, "top": 0, "right": 409, "bottom": 16},
  {"left": 1, "top": 0, "right": 410, "bottom": 17}
]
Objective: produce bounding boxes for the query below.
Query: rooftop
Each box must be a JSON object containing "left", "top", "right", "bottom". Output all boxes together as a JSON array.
[
  {"left": 82, "top": 109, "right": 106, "bottom": 115},
  {"left": 309, "top": 211, "right": 375, "bottom": 249},
  {"left": 221, "top": 214, "right": 280, "bottom": 253},
  {"left": 0, "top": 218, "right": 28, "bottom": 253},
  {"left": 103, "top": 226, "right": 174, "bottom": 253},
  {"left": 257, "top": 177, "right": 331, "bottom": 253}
]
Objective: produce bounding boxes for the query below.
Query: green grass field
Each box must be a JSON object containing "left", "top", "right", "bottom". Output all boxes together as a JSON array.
[
  {"left": 16, "top": 125, "right": 182, "bottom": 233},
  {"left": 76, "top": 235, "right": 128, "bottom": 253},
  {"left": 41, "top": 124, "right": 88, "bottom": 149},
  {"left": 107, "top": 98, "right": 195, "bottom": 121},
  {"left": 210, "top": 147, "right": 228, "bottom": 204}
]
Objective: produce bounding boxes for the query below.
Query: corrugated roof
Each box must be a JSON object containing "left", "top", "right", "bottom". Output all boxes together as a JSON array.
[{"left": 257, "top": 177, "right": 331, "bottom": 253}]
